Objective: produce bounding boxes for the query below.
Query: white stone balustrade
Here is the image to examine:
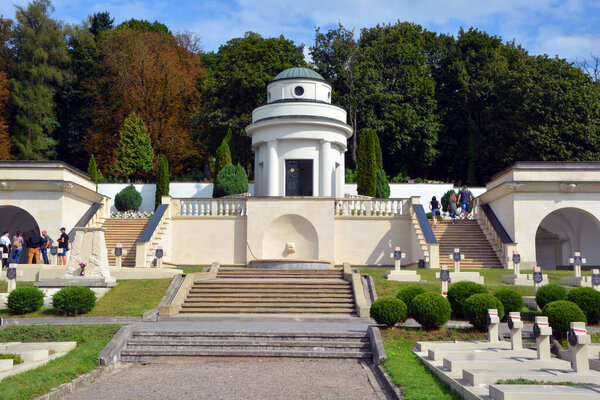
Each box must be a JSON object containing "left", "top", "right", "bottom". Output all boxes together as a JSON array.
[
  {"left": 177, "top": 198, "right": 247, "bottom": 217},
  {"left": 334, "top": 199, "right": 406, "bottom": 217}
]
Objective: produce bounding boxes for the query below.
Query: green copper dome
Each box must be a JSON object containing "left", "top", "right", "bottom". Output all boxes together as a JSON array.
[{"left": 273, "top": 67, "right": 325, "bottom": 81}]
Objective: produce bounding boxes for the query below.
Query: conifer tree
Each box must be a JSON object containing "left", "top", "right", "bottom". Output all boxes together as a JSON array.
[
  {"left": 155, "top": 155, "right": 170, "bottom": 209},
  {"left": 115, "top": 112, "right": 154, "bottom": 181},
  {"left": 214, "top": 137, "right": 232, "bottom": 178},
  {"left": 372, "top": 132, "right": 383, "bottom": 170},
  {"left": 356, "top": 130, "right": 376, "bottom": 197},
  {"left": 87, "top": 154, "right": 98, "bottom": 183}
]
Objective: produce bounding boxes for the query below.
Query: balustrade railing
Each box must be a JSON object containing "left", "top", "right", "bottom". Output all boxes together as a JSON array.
[
  {"left": 176, "top": 198, "right": 247, "bottom": 217},
  {"left": 334, "top": 199, "right": 407, "bottom": 217}
]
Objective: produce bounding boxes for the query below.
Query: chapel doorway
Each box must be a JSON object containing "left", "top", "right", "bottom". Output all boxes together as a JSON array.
[{"left": 285, "top": 160, "right": 313, "bottom": 196}]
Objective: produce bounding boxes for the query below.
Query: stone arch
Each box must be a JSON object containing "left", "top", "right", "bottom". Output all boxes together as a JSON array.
[
  {"left": 262, "top": 214, "right": 319, "bottom": 260},
  {"left": 535, "top": 207, "right": 600, "bottom": 270},
  {"left": 0, "top": 205, "right": 40, "bottom": 263}
]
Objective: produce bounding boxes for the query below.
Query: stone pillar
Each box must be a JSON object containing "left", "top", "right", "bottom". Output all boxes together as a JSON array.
[
  {"left": 267, "top": 140, "right": 278, "bottom": 196},
  {"left": 508, "top": 312, "right": 523, "bottom": 351},
  {"left": 320, "top": 140, "right": 332, "bottom": 197},
  {"left": 534, "top": 316, "right": 552, "bottom": 360},
  {"left": 487, "top": 309, "right": 500, "bottom": 343},
  {"left": 569, "top": 322, "right": 590, "bottom": 373}
]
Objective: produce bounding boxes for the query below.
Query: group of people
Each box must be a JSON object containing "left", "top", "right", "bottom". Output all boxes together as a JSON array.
[
  {"left": 429, "top": 187, "right": 473, "bottom": 228},
  {"left": 0, "top": 228, "right": 69, "bottom": 268}
]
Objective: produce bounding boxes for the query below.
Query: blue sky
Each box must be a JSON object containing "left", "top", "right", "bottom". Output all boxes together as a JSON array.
[{"left": 1, "top": 0, "right": 599, "bottom": 62}]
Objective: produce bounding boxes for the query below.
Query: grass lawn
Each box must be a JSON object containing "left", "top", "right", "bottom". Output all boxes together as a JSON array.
[
  {"left": 381, "top": 327, "right": 486, "bottom": 400},
  {"left": 360, "top": 267, "right": 587, "bottom": 298},
  {"left": 0, "top": 325, "right": 120, "bottom": 400},
  {"left": 0, "top": 278, "right": 172, "bottom": 318},
  {"left": 179, "top": 266, "right": 206, "bottom": 273}
]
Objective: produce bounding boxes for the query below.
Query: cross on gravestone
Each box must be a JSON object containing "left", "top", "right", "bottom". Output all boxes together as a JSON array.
[
  {"left": 486, "top": 309, "right": 500, "bottom": 343},
  {"left": 389, "top": 247, "right": 406, "bottom": 271},
  {"left": 569, "top": 251, "right": 587, "bottom": 278},
  {"left": 115, "top": 244, "right": 123, "bottom": 268},
  {"left": 568, "top": 322, "right": 591, "bottom": 373},
  {"left": 532, "top": 266, "right": 543, "bottom": 292},
  {"left": 440, "top": 266, "right": 450, "bottom": 296},
  {"left": 512, "top": 251, "right": 521, "bottom": 275},
  {"left": 449, "top": 248, "right": 464, "bottom": 273},
  {"left": 591, "top": 269, "right": 600, "bottom": 290}
]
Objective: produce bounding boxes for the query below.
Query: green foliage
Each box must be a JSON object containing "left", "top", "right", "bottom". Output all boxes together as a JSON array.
[
  {"left": 114, "top": 184, "right": 142, "bottom": 212},
  {"left": 369, "top": 297, "right": 407, "bottom": 327},
  {"left": 117, "top": 18, "right": 171, "bottom": 35},
  {"left": 493, "top": 287, "right": 524, "bottom": 315},
  {"left": 542, "top": 300, "right": 586, "bottom": 339},
  {"left": 0, "top": 354, "right": 22, "bottom": 364},
  {"left": 396, "top": 285, "right": 427, "bottom": 316},
  {"left": 447, "top": 281, "right": 487, "bottom": 317},
  {"left": 213, "top": 163, "right": 248, "bottom": 198},
  {"left": 567, "top": 287, "right": 600, "bottom": 324},
  {"left": 87, "top": 154, "right": 98, "bottom": 184},
  {"left": 357, "top": 129, "right": 377, "bottom": 196},
  {"left": 6, "top": 287, "right": 44, "bottom": 315},
  {"left": 90, "top": 11, "right": 114, "bottom": 37},
  {"left": 535, "top": 283, "right": 568, "bottom": 309},
  {"left": 375, "top": 169, "right": 390, "bottom": 198},
  {"left": 155, "top": 155, "right": 170, "bottom": 210},
  {"left": 10, "top": 0, "right": 70, "bottom": 159},
  {"left": 52, "top": 286, "right": 97, "bottom": 316},
  {"left": 345, "top": 168, "right": 357, "bottom": 183},
  {"left": 390, "top": 171, "right": 410, "bottom": 183},
  {"left": 372, "top": 131, "right": 383, "bottom": 169},
  {"left": 411, "top": 293, "right": 452, "bottom": 329},
  {"left": 426, "top": 212, "right": 442, "bottom": 220},
  {"left": 215, "top": 138, "right": 232, "bottom": 178},
  {"left": 441, "top": 189, "right": 457, "bottom": 213},
  {"left": 463, "top": 293, "right": 505, "bottom": 330},
  {"left": 115, "top": 112, "right": 154, "bottom": 180}
]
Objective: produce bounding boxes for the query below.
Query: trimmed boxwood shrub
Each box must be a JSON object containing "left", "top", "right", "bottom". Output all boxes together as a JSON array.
[
  {"left": 542, "top": 300, "right": 586, "bottom": 338},
  {"left": 114, "top": 184, "right": 142, "bottom": 212},
  {"left": 396, "top": 285, "right": 427, "bottom": 316},
  {"left": 493, "top": 288, "right": 524, "bottom": 315},
  {"left": 7, "top": 287, "right": 45, "bottom": 314},
  {"left": 411, "top": 293, "right": 451, "bottom": 330},
  {"left": 463, "top": 293, "right": 505, "bottom": 331},
  {"left": 535, "top": 283, "right": 567, "bottom": 309},
  {"left": 213, "top": 163, "right": 249, "bottom": 198},
  {"left": 52, "top": 286, "right": 97, "bottom": 316},
  {"left": 369, "top": 297, "right": 407, "bottom": 327},
  {"left": 567, "top": 287, "right": 600, "bottom": 324},
  {"left": 447, "top": 281, "right": 487, "bottom": 317}
]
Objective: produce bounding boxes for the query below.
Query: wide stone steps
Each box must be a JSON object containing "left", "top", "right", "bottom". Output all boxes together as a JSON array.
[
  {"left": 101, "top": 219, "right": 149, "bottom": 267},
  {"left": 120, "top": 331, "right": 371, "bottom": 361}
]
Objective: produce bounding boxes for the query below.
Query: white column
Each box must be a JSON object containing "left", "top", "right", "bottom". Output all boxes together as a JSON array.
[
  {"left": 267, "top": 140, "right": 278, "bottom": 196},
  {"left": 320, "top": 140, "right": 332, "bottom": 197},
  {"left": 336, "top": 149, "right": 345, "bottom": 198}
]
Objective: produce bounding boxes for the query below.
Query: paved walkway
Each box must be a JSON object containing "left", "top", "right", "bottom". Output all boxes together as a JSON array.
[{"left": 62, "top": 359, "right": 385, "bottom": 400}]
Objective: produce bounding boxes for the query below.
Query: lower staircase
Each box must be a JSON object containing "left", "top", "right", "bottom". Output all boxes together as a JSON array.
[
  {"left": 120, "top": 330, "right": 372, "bottom": 362},
  {"left": 431, "top": 219, "right": 503, "bottom": 268},
  {"left": 102, "top": 219, "right": 149, "bottom": 267},
  {"left": 180, "top": 267, "right": 356, "bottom": 315}
]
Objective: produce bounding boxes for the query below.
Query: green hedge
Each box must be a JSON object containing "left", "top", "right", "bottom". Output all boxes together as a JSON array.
[
  {"left": 213, "top": 163, "right": 248, "bottom": 198},
  {"left": 52, "top": 286, "right": 97, "bottom": 316},
  {"left": 114, "top": 184, "right": 142, "bottom": 212},
  {"left": 493, "top": 287, "right": 524, "bottom": 315},
  {"left": 463, "top": 293, "right": 505, "bottom": 331},
  {"left": 411, "top": 293, "right": 451, "bottom": 330},
  {"left": 396, "top": 285, "right": 427, "bottom": 317},
  {"left": 7, "top": 287, "right": 45, "bottom": 314},
  {"left": 447, "top": 281, "right": 487, "bottom": 317},
  {"left": 567, "top": 287, "right": 600, "bottom": 324},
  {"left": 542, "top": 300, "right": 586, "bottom": 339},
  {"left": 535, "top": 283, "right": 567, "bottom": 309},
  {"left": 370, "top": 297, "right": 407, "bottom": 327}
]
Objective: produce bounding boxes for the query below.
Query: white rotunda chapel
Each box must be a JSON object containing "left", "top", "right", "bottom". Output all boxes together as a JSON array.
[{"left": 246, "top": 67, "right": 353, "bottom": 197}]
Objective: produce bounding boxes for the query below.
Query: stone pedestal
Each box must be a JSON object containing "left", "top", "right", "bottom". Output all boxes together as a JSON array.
[
  {"left": 385, "top": 270, "right": 421, "bottom": 282},
  {"left": 560, "top": 276, "right": 594, "bottom": 288},
  {"left": 500, "top": 273, "right": 549, "bottom": 286},
  {"left": 436, "top": 271, "right": 484, "bottom": 284}
]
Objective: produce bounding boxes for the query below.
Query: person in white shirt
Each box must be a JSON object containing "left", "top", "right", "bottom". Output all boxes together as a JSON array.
[{"left": 0, "top": 231, "right": 11, "bottom": 269}]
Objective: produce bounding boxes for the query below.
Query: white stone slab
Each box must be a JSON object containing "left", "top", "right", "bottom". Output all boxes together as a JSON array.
[
  {"left": 428, "top": 347, "right": 536, "bottom": 362},
  {"left": 416, "top": 340, "right": 511, "bottom": 353},
  {"left": 499, "top": 273, "right": 549, "bottom": 286},
  {"left": 0, "top": 359, "right": 12, "bottom": 372},
  {"left": 384, "top": 270, "right": 421, "bottom": 282},
  {"left": 9, "top": 349, "right": 49, "bottom": 363},
  {"left": 5, "top": 342, "right": 76, "bottom": 353},
  {"left": 489, "top": 384, "right": 600, "bottom": 400},
  {"left": 464, "top": 368, "right": 600, "bottom": 386},
  {"left": 435, "top": 271, "right": 484, "bottom": 284},
  {"left": 443, "top": 357, "right": 571, "bottom": 373}
]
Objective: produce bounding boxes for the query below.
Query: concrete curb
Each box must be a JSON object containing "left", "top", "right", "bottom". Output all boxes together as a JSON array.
[
  {"left": 142, "top": 274, "right": 186, "bottom": 322},
  {"left": 34, "top": 363, "right": 122, "bottom": 400},
  {"left": 362, "top": 274, "right": 378, "bottom": 305},
  {"left": 0, "top": 316, "right": 140, "bottom": 328},
  {"left": 371, "top": 363, "right": 402, "bottom": 400},
  {"left": 99, "top": 324, "right": 139, "bottom": 366},
  {"left": 368, "top": 326, "right": 387, "bottom": 365}
]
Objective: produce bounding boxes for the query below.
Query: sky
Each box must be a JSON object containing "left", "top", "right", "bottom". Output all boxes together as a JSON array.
[{"left": 1, "top": 0, "right": 600, "bottom": 62}]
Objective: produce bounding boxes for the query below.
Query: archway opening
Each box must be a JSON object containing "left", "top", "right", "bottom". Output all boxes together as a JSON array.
[
  {"left": 535, "top": 208, "right": 600, "bottom": 270},
  {"left": 0, "top": 206, "right": 40, "bottom": 263},
  {"left": 262, "top": 214, "right": 319, "bottom": 260}
]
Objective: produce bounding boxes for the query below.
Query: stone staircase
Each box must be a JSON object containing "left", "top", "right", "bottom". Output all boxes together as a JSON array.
[
  {"left": 102, "top": 219, "right": 149, "bottom": 267},
  {"left": 120, "top": 330, "right": 372, "bottom": 362},
  {"left": 179, "top": 267, "right": 356, "bottom": 315},
  {"left": 431, "top": 219, "right": 503, "bottom": 268}
]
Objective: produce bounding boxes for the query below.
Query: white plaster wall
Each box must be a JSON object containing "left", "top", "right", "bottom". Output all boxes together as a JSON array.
[
  {"left": 267, "top": 79, "right": 332, "bottom": 104},
  {"left": 333, "top": 218, "right": 412, "bottom": 266},
  {"left": 170, "top": 218, "right": 246, "bottom": 265},
  {"left": 252, "top": 102, "right": 346, "bottom": 124}
]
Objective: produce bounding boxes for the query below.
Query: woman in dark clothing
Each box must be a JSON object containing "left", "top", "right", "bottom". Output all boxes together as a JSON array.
[{"left": 429, "top": 196, "right": 441, "bottom": 228}]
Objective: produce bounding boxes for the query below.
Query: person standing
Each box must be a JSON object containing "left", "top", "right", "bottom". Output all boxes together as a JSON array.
[
  {"left": 10, "top": 231, "right": 23, "bottom": 264},
  {"left": 0, "top": 231, "right": 10, "bottom": 269},
  {"left": 41, "top": 230, "right": 52, "bottom": 264},
  {"left": 449, "top": 192, "right": 459, "bottom": 223},
  {"left": 429, "top": 196, "right": 441, "bottom": 228},
  {"left": 458, "top": 186, "right": 473, "bottom": 219},
  {"left": 26, "top": 232, "right": 44, "bottom": 264},
  {"left": 58, "top": 227, "right": 69, "bottom": 266}
]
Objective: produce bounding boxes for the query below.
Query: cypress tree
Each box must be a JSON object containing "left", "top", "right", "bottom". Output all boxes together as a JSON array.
[
  {"left": 115, "top": 112, "right": 154, "bottom": 181},
  {"left": 87, "top": 154, "right": 98, "bottom": 183},
  {"left": 372, "top": 131, "right": 383, "bottom": 170},
  {"left": 215, "top": 138, "right": 232, "bottom": 178},
  {"left": 357, "top": 129, "right": 376, "bottom": 197},
  {"left": 155, "top": 155, "right": 170, "bottom": 209}
]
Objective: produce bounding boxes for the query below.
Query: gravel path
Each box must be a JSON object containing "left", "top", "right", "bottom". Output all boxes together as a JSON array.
[{"left": 63, "top": 359, "right": 384, "bottom": 400}]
